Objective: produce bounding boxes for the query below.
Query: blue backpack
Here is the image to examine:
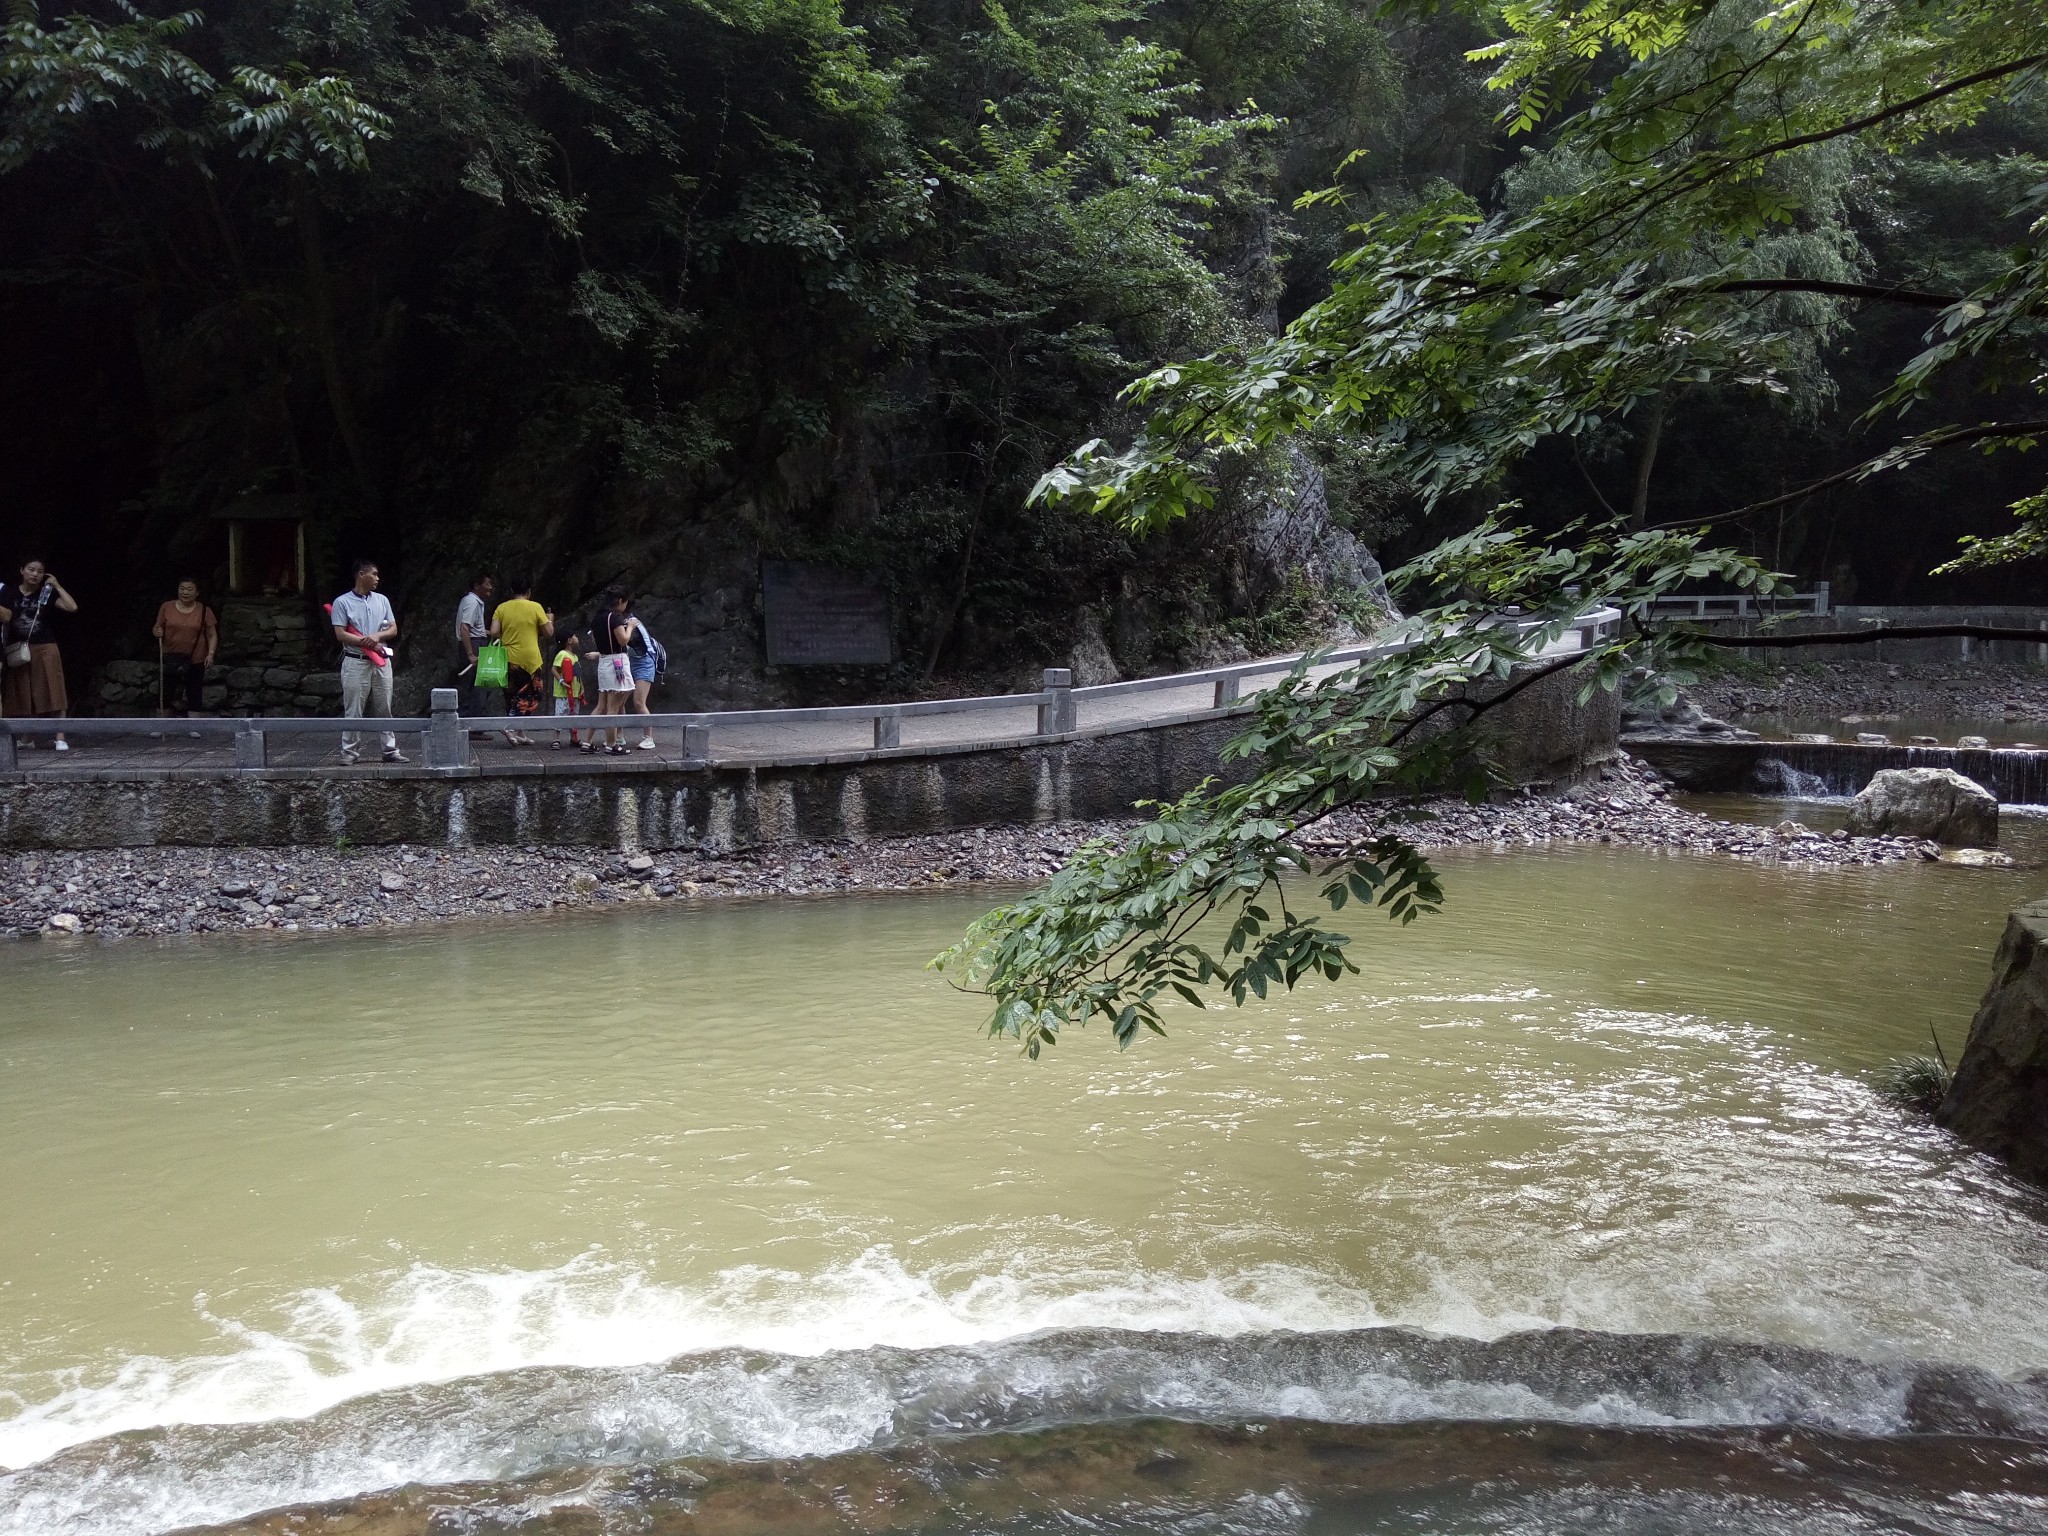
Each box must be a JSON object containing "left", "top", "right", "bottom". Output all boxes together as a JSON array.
[{"left": 633, "top": 618, "right": 669, "bottom": 684}]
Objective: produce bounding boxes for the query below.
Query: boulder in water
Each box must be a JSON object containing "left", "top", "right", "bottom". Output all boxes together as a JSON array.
[
  {"left": 1939, "top": 847, "right": 2017, "bottom": 868},
  {"left": 1942, "top": 898, "right": 2048, "bottom": 1188},
  {"left": 1844, "top": 767, "right": 1998, "bottom": 846}
]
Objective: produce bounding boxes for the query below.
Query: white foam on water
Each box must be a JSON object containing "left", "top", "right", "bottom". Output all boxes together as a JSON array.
[{"left": 0, "top": 1247, "right": 1389, "bottom": 1473}]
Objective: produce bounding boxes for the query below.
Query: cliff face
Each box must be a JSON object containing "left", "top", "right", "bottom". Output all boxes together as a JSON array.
[{"left": 1941, "top": 898, "right": 2048, "bottom": 1187}]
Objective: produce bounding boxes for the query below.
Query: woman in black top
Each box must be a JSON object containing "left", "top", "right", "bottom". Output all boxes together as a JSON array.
[
  {"left": 583, "top": 587, "right": 632, "bottom": 753},
  {"left": 3, "top": 559, "right": 80, "bottom": 750}
]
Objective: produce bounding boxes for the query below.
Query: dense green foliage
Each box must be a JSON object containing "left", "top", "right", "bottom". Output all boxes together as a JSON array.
[
  {"left": 0, "top": 0, "right": 1441, "bottom": 681},
  {"left": 937, "top": 518, "right": 1766, "bottom": 1052},
  {"left": 1040, "top": 0, "right": 2048, "bottom": 556},
  {"left": 948, "top": 0, "right": 2048, "bottom": 1048}
]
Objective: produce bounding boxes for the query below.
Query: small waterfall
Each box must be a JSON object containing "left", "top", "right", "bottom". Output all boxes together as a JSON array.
[
  {"left": 757, "top": 779, "right": 797, "bottom": 843},
  {"left": 1033, "top": 758, "right": 1056, "bottom": 823},
  {"left": 445, "top": 788, "right": 471, "bottom": 848},
  {"left": 838, "top": 776, "right": 867, "bottom": 843},
  {"left": 706, "top": 787, "right": 737, "bottom": 854},
  {"left": 1755, "top": 759, "right": 1831, "bottom": 798},
  {"left": 1638, "top": 739, "right": 2048, "bottom": 805}
]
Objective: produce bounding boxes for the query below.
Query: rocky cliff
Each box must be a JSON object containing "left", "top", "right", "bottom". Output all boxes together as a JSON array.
[{"left": 1940, "top": 898, "right": 2048, "bottom": 1187}]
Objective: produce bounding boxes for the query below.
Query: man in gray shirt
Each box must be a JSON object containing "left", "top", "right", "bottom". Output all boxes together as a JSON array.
[
  {"left": 330, "top": 559, "right": 402, "bottom": 764},
  {"left": 454, "top": 572, "right": 495, "bottom": 722}
]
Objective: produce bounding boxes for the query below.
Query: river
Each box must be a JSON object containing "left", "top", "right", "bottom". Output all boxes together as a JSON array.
[{"left": 5, "top": 834, "right": 2048, "bottom": 1533}]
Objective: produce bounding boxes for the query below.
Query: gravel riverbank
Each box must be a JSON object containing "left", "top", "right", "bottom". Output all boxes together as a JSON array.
[{"left": 0, "top": 755, "right": 1926, "bottom": 942}]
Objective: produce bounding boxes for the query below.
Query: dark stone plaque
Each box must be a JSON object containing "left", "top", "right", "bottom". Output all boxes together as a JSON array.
[{"left": 761, "top": 561, "right": 893, "bottom": 666}]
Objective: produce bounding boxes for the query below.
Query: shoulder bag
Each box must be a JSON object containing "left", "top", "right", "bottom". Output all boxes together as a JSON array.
[{"left": 5, "top": 587, "right": 46, "bottom": 667}]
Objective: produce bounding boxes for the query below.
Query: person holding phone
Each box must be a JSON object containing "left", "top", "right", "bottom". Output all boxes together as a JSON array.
[{"left": 4, "top": 559, "right": 79, "bottom": 751}]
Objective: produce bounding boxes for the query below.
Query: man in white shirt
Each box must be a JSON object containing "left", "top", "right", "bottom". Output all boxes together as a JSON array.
[
  {"left": 454, "top": 572, "right": 495, "bottom": 721},
  {"left": 330, "top": 559, "right": 403, "bottom": 764}
]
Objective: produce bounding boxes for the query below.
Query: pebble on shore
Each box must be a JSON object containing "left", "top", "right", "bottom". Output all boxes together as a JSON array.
[{"left": 0, "top": 754, "right": 1928, "bottom": 943}]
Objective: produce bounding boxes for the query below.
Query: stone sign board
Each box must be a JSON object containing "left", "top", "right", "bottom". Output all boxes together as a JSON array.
[{"left": 761, "top": 561, "right": 893, "bottom": 666}]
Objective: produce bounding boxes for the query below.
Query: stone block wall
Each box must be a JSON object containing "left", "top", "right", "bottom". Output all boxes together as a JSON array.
[
  {"left": 88, "top": 596, "right": 339, "bottom": 716},
  {"left": 92, "top": 660, "right": 342, "bottom": 716}
]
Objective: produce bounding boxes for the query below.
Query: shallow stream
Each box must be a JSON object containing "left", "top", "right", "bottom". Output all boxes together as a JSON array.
[{"left": 5, "top": 837, "right": 2048, "bottom": 1533}]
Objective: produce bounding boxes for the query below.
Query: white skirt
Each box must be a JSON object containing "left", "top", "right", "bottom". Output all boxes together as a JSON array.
[{"left": 596, "top": 653, "right": 635, "bottom": 692}]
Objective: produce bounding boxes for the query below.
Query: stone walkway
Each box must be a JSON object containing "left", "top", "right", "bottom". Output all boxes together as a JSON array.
[
  {"left": 3, "top": 670, "right": 1255, "bottom": 778},
  {"left": 8, "top": 619, "right": 1602, "bottom": 779}
]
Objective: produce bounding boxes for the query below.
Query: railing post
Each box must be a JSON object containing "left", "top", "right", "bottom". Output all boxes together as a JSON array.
[
  {"left": 0, "top": 724, "right": 13, "bottom": 772},
  {"left": 1814, "top": 580, "right": 1830, "bottom": 617},
  {"left": 1212, "top": 673, "right": 1240, "bottom": 709},
  {"left": 872, "top": 708, "right": 901, "bottom": 749},
  {"left": 425, "top": 687, "right": 467, "bottom": 770},
  {"left": 235, "top": 722, "right": 267, "bottom": 770},
  {"left": 682, "top": 720, "right": 710, "bottom": 761},
  {"left": 1038, "top": 668, "right": 1075, "bottom": 735}
]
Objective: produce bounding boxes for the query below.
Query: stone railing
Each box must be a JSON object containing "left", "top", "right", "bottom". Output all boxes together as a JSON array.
[
  {"left": 1642, "top": 585, "right": 1831, "bottom": 622},
  {"left": 2, "top": 607, "right": 1621, "bottom": 774}
]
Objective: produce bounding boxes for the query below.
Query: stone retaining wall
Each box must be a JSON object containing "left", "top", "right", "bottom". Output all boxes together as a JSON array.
[
  {"left": 94, "top": 660, "right": 341, "bottom": 715},
  {"left": 1624, "top": 735, "right": 2048, "bottom": 804}
]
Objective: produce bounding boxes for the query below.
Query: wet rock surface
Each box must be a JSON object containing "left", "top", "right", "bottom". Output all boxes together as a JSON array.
[
  {"left": 1845, "top": 766, "right": 2001, "bottom": 846},
  {"left": 0, "top": 756, "right": 1920, "bottom": 943},
  {"left": 1943, "top": 897, "right": 2048, "bottom": 1188},
  {"left": 183, "top": 1413, "right": 2048, "bottom": 1536}
]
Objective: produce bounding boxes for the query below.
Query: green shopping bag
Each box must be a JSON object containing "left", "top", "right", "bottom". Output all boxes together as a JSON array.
[{"left": 475, "top": 642, "right": 509, "bottom": 690}]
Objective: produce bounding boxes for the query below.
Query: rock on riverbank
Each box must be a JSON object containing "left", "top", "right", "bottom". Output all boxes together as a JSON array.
[
  {"left": 1942, "top": 897, "right": 2048, "bottom": 1188},
  {"left": 0, "top": 756, "right": 1923, "bottom": 942}
]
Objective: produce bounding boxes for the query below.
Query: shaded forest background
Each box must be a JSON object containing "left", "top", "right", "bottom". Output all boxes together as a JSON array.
[{"left": 4, "top": 0, "right": 2045, "bottom": 705}]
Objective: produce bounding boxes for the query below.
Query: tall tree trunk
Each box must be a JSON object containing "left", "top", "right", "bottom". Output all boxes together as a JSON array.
[
  {"left": 1627, "top": 392, "right": 1667, "bottom": 531},
  {"left": 922, "top": 448, "right": 999, "bottom": 680},
  {"left": 293, "top": 179, "right": 373, "bottom": 500}
]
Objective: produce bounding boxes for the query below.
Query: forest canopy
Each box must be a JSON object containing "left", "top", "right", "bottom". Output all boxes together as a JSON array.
[
  {"left": 2, "top": 0, "right": 2045, "bottom": 688},
  {"left": 942, "top": 0, "right": 2048, "bottom": 1050}
]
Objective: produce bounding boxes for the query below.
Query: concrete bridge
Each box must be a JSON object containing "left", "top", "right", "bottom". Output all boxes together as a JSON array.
[{"left": 0, "top": 612, "right": 1621, "bottom": 850}]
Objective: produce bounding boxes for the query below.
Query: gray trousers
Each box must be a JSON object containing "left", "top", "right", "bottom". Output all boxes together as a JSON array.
[{"left": 340, "top": 655, "right": 396, "bottom": 754}]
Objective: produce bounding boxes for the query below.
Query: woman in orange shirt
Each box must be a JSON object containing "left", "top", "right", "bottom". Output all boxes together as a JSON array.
[{"left": 152, "top": 579, "right": 218, "bottom": 717}]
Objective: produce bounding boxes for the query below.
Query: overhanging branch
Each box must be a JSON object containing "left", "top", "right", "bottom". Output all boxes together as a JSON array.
[{"left": 1692, "top": 624, "right": 2048, "bottom": 648}]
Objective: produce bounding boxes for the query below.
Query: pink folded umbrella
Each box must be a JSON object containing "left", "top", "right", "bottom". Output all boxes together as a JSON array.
[{"left": 323, "top": 603, "right": 389, "bottom": 667}]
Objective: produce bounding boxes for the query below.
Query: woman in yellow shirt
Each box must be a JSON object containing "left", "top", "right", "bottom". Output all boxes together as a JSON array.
[{"left": 488, "top": 576, "right": 554, "bottom": 746}]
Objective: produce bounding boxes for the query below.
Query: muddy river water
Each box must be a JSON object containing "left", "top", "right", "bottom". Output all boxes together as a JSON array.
[{"left": 5, "top": 833, "right": 2048, "bottom": 1533}]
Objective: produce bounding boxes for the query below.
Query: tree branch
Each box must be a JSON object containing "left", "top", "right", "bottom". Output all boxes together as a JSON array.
[
  {"left": 1704, "top": 278, "right": 1962, "bottom": 307},
  {"left": 1652, "top": 419, "right": 2048, "bottom": 526},
  {"left": 1384, "top": 647, "right": 1593, "bottom": 746},
  {"left": 1693, "top": 624, "right": 2048, "bottom": 649}
]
